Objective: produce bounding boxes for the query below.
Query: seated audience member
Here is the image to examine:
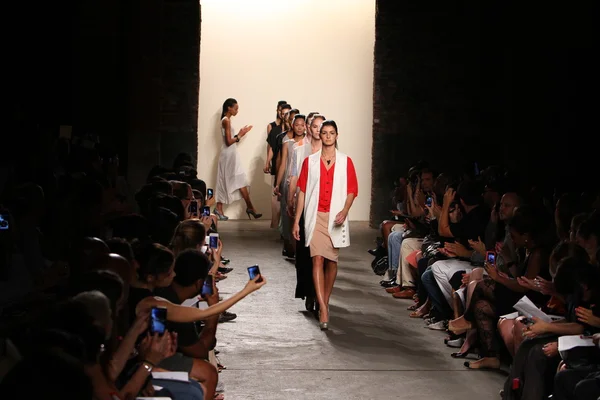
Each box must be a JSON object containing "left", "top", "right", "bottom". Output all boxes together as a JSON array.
[
  {"left": 449, "top": 205, "right": 554, "bottom": 369},
  {"left": 419, "top": 181, "right": 490, "bottom": 326},
  {"left": 155, "top": 249, "right": 220, "bottom": 399},
  {"left": 435, "top": 192, "right": 520, "bottom": 343},
  {"left": 575, "top": 213, "right": 599, "bottom": 265},
  {"left": 384, "top": 168, "right": 435, "bottom": 296},
  {"left": 498, "top": 241, "right": 589, "bottom": 357},
  {"left": 554, "top": 193, "right": 583, "bottom": 241},
  {"left": 502, "top": 259, "right": 600, "bottom": 400},
  {"left": 71, "top": 272, "right": 206, "bottom": 399},
  {"left": 0, "top": 349, "right": 93, "bottom": 400}
]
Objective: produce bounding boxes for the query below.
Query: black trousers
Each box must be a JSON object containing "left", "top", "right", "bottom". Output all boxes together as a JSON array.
[
  {"left": 502, "top": 336, "right": 560, "bottom": 400},
  {"left": 295, "top": 214, "right": 315, "bottom": 299},
  {"left": 553, "top": 369, "right": 600, "bottom": 400}
]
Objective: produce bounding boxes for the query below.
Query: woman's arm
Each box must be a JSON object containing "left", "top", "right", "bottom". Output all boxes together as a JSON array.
[
  {"left": 275, "top": 143, "right": 288, "bottom": 192},
  {"left": 222, "top": 118, "right": 236, "bottom": 147},
  {"left": 438, "top": 199, "right": 453, "bottom": 237},
  {"left": 107, "top": 314, "right": 148, "bottom": 381},
  {"left": 498, "top": 249, "right": 544, "bottom": 292},
  {"left": 136, "top": 278, "right": 266, "bottom": 322}
]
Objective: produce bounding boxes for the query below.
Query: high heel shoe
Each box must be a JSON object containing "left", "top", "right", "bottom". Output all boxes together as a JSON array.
[
  {"left": 213, "top": 209, "right": 229, "bottom": 221},
  {"left": 318, "top": 308, "right": 329, "bottom": 330},
  {"left": 246, "top": 209, "right": 262, "bottom": 219}
]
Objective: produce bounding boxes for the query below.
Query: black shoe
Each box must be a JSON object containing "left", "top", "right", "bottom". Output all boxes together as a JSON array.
[
  {"left": 369, "top": 245, "right": 386, "bottom": 258},
  {"left": 305, "top": 296, "right": 315, "bottom": 312},
  {"left": 218, "top": 267, "right": 233, "bottom": 274},
  {"left": 218, "top": 311, "right": 237, "bottom": 323},
  {"left": 380, "top": 279, "right": 397, "bottom": 288},
  {"left": 221, "top": 257, "right": 230, "bottom": 265}
]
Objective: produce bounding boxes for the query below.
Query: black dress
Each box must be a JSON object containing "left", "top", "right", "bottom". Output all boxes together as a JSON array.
[{"left": 295, "top": 213, "right": 315, "bottom": 299}]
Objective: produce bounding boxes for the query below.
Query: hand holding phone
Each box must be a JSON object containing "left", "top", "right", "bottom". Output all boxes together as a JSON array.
[
  {"left": 209, "top": 233, "right": 219, "bottom": 249},
  {"left": 202, "top": 206, "right": 211, "bottom": 217},
  {"left": 486, "top": 251, "right": 496, "bottom": 266},
  {"left": 247, "top": 265, "right": 263, "bottom": 283},
  {"left": 149, "top": 307, "right": 167, "bottom": 335},
  {"left": 207, "top": 188, "right": 214, "bottom": 199},
  {"left": 201, "top": 274, "right": 214, "bottom": 296}
]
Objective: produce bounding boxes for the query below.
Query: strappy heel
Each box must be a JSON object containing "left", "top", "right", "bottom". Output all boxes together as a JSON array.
[
  {"left": 213, "top": 209, "right": 229, "bottom": 221},
  {"left": 246, "top": 209, "right": 262, "bottom": 219}
]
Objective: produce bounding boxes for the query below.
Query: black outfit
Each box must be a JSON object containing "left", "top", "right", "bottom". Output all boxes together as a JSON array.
[
  {"left": 465, "top": 247, "right": 551, "bottom": 359},
  {"left": 128, "top": 286, "right": 154, "bottom": 327},
  {"left": 266, "top": 124, "right": 283, "bottom": 178},
  {"left": 449, "top": 205, "right": 490, "bottom": 249},
  {"left": 154, "top": 286, "right": 203, "bottom": 347},
  {"left": 295, "top": 213, "right": 315, "bottom": 299},
  {"left": 502, "top": 295, "right": 600, "bottom": 400}
]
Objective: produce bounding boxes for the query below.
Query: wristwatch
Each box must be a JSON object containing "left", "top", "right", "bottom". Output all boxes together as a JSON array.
[
  {"left": 141, "top": 361, "right": 154, "bottom": 373},
  {"left": 234, "top": 134, "right": 240, "bottom": 142}
]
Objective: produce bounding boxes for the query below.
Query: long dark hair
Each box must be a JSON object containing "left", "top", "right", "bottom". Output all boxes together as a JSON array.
[{"left": 221, "top": 98, "right": 237, "bottom": 119}]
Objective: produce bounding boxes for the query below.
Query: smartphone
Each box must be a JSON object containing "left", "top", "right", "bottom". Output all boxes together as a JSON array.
[
  {"left": 486, "top": 251, "right": 496, "bottom": 266},
  {"left": 202, "top": 206, "right": 211, "bottom": 217},
  {"left": 200, "top": 245, "right": 208, "bottom": 253},
  {"left": 207, "top": 188, "right": 214, "bottom": 199},
  {"left": 247, "top": 265, "right": 263, "bottom": 282},
  {"left": 425, "top": 196, "right": 433, "bottom": 207},
  {"left": 150, "top": 307, "right": 167, "bottom": 335},
  {"left": 0, "top": 214, "right": 9, "bottom": 230},
  {"left": 188, "top": 200, "right": 198, "bottom": 215},
  {"left": 201, "top": 274, "right": 214, "bottom": 296},
  {"left": 521, "top": 317, "right": 534, "bottom": 326},
  {"left": 209, "top": 233, "right": 219, "bottom": 249}
]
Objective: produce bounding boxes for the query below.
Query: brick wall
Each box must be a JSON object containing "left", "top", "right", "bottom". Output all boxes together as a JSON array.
[{"left": 370, "top": 1, "right": 596, "bottom": 226}]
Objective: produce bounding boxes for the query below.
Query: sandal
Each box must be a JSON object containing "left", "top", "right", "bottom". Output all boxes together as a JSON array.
[{"left": 407, "top": 304, "right": 417, "bottom": 311}]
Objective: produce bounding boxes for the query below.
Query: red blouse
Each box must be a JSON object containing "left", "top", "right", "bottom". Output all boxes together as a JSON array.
[{"left": 297, "top": 156, "right": 358, "bottom": 213}]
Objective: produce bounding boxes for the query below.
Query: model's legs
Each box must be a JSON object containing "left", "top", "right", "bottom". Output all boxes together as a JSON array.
[
  {"left": 312, "top": 255, "right": 327, "bottom": 322},
  {"left": 239, "top": 186, "right": 256, "bottom": 211},
  {"left": 324, "top": 259, "right": 338, "bottom": 308},
  {"left": 216, "top": 201, "right": 224, "bottom": 214}
]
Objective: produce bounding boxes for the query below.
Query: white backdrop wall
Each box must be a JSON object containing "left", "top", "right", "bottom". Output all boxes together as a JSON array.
[{"left": 197, "top": 0, "right": 375, "bottom": 220}]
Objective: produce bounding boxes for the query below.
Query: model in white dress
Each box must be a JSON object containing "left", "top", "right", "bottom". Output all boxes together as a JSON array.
[{"left": 214, "top": 98, "right": 262, "bottom": 220}]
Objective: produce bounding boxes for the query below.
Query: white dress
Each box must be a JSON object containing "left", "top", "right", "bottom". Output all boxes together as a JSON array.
[{"left": 215, "top": 117, "right": 249, "bottom": 204}]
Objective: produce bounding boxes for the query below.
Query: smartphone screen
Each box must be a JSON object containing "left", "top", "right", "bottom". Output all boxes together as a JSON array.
[
  {"left": 425, "top": 197, "right": 433, "bottom": 207},
  {"left": 0, "top": 214, "right": 9, "bottom": 230},
  {"left": 486, "top": 251, "right": 496, "bottom": 265},
  {"left": 201, "top": 275, "right": 214, "bottom": 296},
  {"left": 207, "top": 188, "right": 213, "bottom": 199},
  {"left": 188, "top": 201, "right": 198, "bottom": 215},
  {"left": 209, "top": 233, "right": 219, "bottom": 249},
  {"left": 150, "top": 307, "right": 167, "bottom": 335},
  {"left": 202, "top": 206, "right": 211, "bottom": 217},
  {"left": 247, "top": 265, "right": 263, "bottom": 282}
]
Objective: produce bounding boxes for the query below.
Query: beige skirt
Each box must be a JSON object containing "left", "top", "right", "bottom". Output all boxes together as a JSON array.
[{"left": 309, "top": 212, "right": 339, "bottom": 262}]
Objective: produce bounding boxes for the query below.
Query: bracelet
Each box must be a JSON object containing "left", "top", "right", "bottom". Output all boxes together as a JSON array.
[
  {"left": 141, "top": 361, "right": 154, "bottom": 373},
  {"left": 234, "top": 134, "right": 240, "bottom": 142},
  {"left": 143, "top": 360, "right": 155, "bottom": 367}
]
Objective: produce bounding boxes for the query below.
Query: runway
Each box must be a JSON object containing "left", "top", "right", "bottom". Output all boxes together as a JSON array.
[{"left": 215, "top": 220, "right": 505, "bottom": 399}]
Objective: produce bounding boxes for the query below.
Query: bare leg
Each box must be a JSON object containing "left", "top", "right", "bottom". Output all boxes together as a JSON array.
[
  {"left": 216, "top": 201, "right": 224, "bottom": 214},
  {"left": 312, "top": 256, "right": 327, "bottom": 322},
  {"left": 452, "top": 291, "right": 464, "bottom": 320},
  {"left": 498, "top": 318, "right": 516, "bottom": 357},
  {"left": 189, "top": 359, "right": 218, "bottom": 400},
  {"left": 239, "top": 186, "right": 256, "bottom": 211},
  {"left": 324, "top": 259, "right": 338, "bottom": 307}
]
